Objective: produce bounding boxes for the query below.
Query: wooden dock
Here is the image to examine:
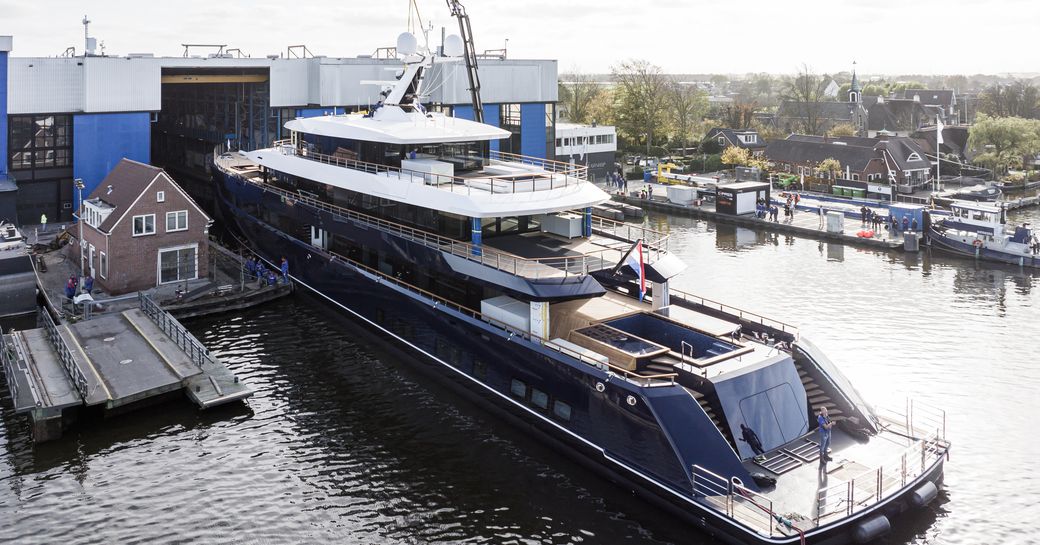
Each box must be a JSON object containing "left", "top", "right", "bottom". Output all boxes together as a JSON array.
[{"left": 0, "top": 293, "right": 251, "bottom": 442}]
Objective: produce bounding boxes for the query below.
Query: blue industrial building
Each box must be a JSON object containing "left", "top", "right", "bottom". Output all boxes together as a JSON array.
[{"left": 1, "top": 35, "right": 558, "bottom": 225}]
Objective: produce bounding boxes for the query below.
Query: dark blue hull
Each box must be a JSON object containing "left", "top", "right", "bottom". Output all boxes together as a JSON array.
[
  {"left": 927, "top": 227, "right": 1040, "bottom": 268},
  {"left": 215, "top": 169, "right": 946, "bottom": 544}
]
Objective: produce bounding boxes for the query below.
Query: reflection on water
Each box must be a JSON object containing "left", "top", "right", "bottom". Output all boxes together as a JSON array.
[{"left": 0, "top": 206, "right": 1037, "bottom": 544}]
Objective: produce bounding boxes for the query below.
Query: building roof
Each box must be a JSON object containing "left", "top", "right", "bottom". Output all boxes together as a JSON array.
[
  {"left": 777, "top": 101, "right": 858, "bottom": 121},
  {"left": 704, "top": 127, "right": 768, "bottom": 150},
  {"left": 867, "top": 99, "right": 930, "bottom": 132},
  {"left": 765, "top": 134, "right": 931, "bottom": 173},
  {"left": 901, "top": 89, "right": 955, "bottom": 108},
  {"left": 912, "top": 125, "right": 971, "bottom": 159},
  {"left": 88, "top": 159, "right": 211, "bottom": 233}
]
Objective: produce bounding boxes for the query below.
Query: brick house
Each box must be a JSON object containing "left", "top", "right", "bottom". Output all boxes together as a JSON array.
[{"left": 77, "top": 159, "right": 212, "bottom": 295}]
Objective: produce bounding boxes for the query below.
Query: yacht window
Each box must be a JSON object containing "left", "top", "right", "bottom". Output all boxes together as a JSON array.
[
  {"left": 510, "top": 379, "right": 527, "bottom": 398},
  {"left": 553, "top": 400, "right": 572, "bottom": 421},
  {"left": 531, "top": 389, "right": 549, "bottom": 409}
]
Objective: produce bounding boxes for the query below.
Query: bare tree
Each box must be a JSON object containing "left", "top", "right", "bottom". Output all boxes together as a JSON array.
[
  {"left": 783, "top": 64, "right": 827, "bottom": 135},
  {"left": 668, "top": 78, "right": 708, "bottom": 156},
  {"left": 612, "top": 59, "right": 671, "bottom": 154},
  {"left": 723, "top": 98, "right": 759, "bottom": 129},
  {"left": 558, "top": 68, "right": 603, "bottom": 124}
]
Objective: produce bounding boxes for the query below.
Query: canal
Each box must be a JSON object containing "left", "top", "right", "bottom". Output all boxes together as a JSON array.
[{"left": 0, "top": 207, "right": 1037, "bottom": 544}]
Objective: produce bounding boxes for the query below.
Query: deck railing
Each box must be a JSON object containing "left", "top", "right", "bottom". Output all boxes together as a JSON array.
[
  {"left": 667, "top": 287, "right": 799, "bottom": 337},
  {"left": 271, "top": 141, "right": 587, "bottom": 194},
  {"left": 137, "top": 293, "right": 212, "bottom": 369},
  {"left": 220, "top": 159, "right": 669, "bottom": 280},
  {"left": 37, "top": 308, "right": 90, "bottom": 399},
  {"left": 692, "top": 465, "right": 791, "bottom": 539}
]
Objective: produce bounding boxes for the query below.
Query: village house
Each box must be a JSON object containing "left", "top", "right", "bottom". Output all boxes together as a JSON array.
[
  {"left": 764, "top": 134, "right": 933, "bottom": 194},
  {"left": 77, "top": 159, "right": 212, "bottom": 295},
  {"left": 703, "top": 127, "right": 768, "bottom": 156}
]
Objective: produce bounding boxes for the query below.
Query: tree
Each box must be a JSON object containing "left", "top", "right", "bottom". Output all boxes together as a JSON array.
[
  {"left": 558, "top": 68, "right": 602, "bottom": 124},
  {"left": 782, "top": 64, "right": 826, "bottom": 135},
  {"left": 978, "top": 82, "right": 1040, "bottom": 119},
  {"left": 585, "top": 87, "right": 616, "bottom": 127},
  {"left": 817, "top": 157, "right": 842, "bottom": 179},
  {"left": 829, "top": 123, "right": 857, "bottom": 137},
  {"left": 667, "top": 78, "right": 708, "bottom": 156},
  {"left": 721, "top": 146, "right": 751, "bottom": 166},
  {"left": 612, "top": 59, "right": 671, "bottom": 155},
  {"left": 968, "top": 115, "right": 1040, "bottom": 175},
  {"left": 722, "top": 99, "right": 758, "bottom": 129}
]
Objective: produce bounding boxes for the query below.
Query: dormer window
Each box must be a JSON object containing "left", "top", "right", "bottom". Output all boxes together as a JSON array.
[
  {"left": 907, "top": 152, "right": 921, "bottom": 162},
  {"left": 157, "top": 191, "right": 165, "bottom": 203}
]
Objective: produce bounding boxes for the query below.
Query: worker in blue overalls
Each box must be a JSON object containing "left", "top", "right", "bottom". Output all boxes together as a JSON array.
[{"left": 280, "top": 257, "right": 289, "bottom": 284}]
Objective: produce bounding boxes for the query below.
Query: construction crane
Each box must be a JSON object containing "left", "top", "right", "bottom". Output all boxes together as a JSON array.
[{"left": 445, "top": 0, "right": 484, "bottom": 123}]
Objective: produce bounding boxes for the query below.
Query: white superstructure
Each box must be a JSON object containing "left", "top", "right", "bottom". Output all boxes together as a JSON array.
[{"left": 239, "top": 34, "right": 608, "bottom": 218}]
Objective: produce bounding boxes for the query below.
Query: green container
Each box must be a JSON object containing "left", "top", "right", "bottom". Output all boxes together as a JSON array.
[
  {"left": 832, "top": 186, "right": 843, "bottom": 196},
  {"left": 852, "top": 189, "right": 866, "bottom": 198}
]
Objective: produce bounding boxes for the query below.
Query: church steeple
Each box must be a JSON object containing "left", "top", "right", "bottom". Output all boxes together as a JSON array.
[{"left": 849, "top": 60, "right": 861, "bottom": 104}]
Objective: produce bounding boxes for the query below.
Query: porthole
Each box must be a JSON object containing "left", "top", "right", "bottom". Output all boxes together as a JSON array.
[
  {"left": 595, "top": 382, "right": 605, "bottom": 393},
  {"left": 626, "top": 395, "right": 637, "bottom": 406}
]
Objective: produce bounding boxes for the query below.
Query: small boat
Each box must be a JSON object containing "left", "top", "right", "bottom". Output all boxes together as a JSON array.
[
  {"left": 949, "top": 183, "right": 1001, "bottom": 202},
  {"left": 927, "top": 201, "right": 1040, "bottom": 268}
]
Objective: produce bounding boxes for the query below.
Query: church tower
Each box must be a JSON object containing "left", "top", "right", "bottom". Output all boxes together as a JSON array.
[{"left": 849, "top": 62, "right": 866, "bottom": 136}]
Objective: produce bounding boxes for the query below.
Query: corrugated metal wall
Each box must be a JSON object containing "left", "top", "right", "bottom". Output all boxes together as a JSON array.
[
  {"left": 83, "top": 58, "right": 161, "bottom": 112},
  {"left": 427, "top": 59, "right": 557, "bottom": 106},
  {"left": 7, "top": 57, "right": 83, "bottom": 114}
]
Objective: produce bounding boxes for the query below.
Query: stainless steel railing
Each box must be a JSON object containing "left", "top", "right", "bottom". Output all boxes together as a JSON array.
[
  {"left": 38, "top": 308, "right": 90, "bottom": 399},
  {"left": 667, "top": 287, "right": 799, "bottom": 337},
  {"left": 220, "top": 164, "right": 670, "bottom": 281},
  {"left": 273, "top": 143, "right": 588, "bottom": 194},
  {"left": 137, "top": 293, "right": 212, "bottom": 369}
]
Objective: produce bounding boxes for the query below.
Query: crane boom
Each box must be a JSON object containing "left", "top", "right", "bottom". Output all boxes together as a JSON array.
[{"left": 445, "top": 0, "right": 484, "bottom": 123}]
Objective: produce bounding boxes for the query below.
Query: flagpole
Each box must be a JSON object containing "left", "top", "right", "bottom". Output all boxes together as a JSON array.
[{"left": 935, "top": 114, "right": 941, "bottom": 193}]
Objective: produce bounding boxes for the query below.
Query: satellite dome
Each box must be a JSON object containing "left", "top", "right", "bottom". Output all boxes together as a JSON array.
[
  {"left": 396, "top": 32, "right": 418, "bottom": 56},
  {"left": 443, "top": 34, "right": 464, "bottom": 57}
]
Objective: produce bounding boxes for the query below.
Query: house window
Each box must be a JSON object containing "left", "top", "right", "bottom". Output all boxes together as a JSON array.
[
  {"left": 158, "top": 245, "right": 198, "bottom": 284},
  {"left": 531, "top": 389, "right": 549, "bottom": 409},
  {"left": 132, "top": 214, "right": 156, "bottom": 236},
  {"left": 718, "top": 136, "right": 726, "bottom": 145},
  {"left": 553, "top": 400, "right": 572, "bottom": 421},
  {"left": 166, "top": 210, "right": 188, "bottom": 232},
  {"left": 157, "top": 191, "right": 165, "bottom": 203},
  {"left": 99, "top": 251, "right": 108, "bottom": 279}
]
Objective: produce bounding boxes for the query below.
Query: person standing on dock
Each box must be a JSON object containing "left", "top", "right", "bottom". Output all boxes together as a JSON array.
[
  {"left": 65, "top": 274, "right": 77, "bottom": 301},
  {"left": 911, "top": 218, "right": 919, "bottom": 232},
  {"left": 818, "top": 406, "right": 834, "bottom": 464},
  {"left": 280, "top": 257, "right": 289, "bottom": 284},
  {"left": 902, "top": 216, "right": 910, "bottom": 231},
  {"left": 83, "top": 274, "right": 94, "bottom": 295}
]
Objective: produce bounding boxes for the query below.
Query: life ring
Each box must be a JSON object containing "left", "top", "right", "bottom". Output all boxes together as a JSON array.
[{"left": 972, "top": 239, "right": 983, "bottom": 249}]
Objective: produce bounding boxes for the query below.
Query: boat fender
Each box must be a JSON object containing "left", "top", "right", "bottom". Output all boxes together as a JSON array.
[
  {"left": 750, "top": 472, "right": 776, "bottom": 488},
  {"left": 910, "top": 480, "right": 938, "bottom": 508},
  {"left": 853, "top": 514, "right": 891, "bottom": 543},
  {"left": 973, "top": 239, "right": 983, "bottom": 249}
]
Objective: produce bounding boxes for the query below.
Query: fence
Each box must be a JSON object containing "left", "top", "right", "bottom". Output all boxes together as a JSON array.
[
  {"left": 137, "top": 292, "right": 212, "bottom": 369},
  {"left": 37, "top": 308, "right": 90, "bottom": 399},
  {"left": 668, "top": 288, "right": 799, "bottom": 337}
]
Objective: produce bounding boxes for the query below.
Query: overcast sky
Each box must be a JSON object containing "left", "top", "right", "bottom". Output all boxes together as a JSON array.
[{"left": 1, "top": 0, "right": 1036, "bottom": 76}]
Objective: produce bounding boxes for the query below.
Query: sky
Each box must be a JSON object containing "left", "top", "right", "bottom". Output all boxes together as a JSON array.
[{"left": 0, "top": 0, "right": 1037, "bottom": 76}]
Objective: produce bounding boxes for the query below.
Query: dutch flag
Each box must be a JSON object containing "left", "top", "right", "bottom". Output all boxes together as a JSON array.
[{"left": 625, "top": 240, "right": 647, "bottom": 301}]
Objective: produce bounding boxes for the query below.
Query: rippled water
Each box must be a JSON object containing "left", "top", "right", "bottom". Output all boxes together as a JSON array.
[{"left": 1, "top": 207, "right": 1037, "bottom": 545}]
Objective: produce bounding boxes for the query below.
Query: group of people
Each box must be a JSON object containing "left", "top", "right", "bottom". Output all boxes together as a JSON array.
[
  {"left": 860, "top": 206, "right": 886, "bottom": 231},
  {"left": 858, "top": 206, "right": 920, "bottom": 233},
  {"left": 638, "top": 184, "right": 655, "bottom": 200},
  {"left": 64, "top": 273, "right": 94, "bottom": 301},
  {"left": 245, "top": 256, "right": 290, "bottom": 287},
  {"left": 607, "top": 172, "right": 628, "bottom": 194}
]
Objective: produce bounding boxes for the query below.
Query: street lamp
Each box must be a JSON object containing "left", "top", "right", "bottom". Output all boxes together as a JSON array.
[{"left": 74, "top": 178, "right": 85, "bottom": 279}]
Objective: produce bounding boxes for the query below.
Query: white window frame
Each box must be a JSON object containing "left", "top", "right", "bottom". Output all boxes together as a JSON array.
[
  {"left": 166, "top": 210, "right": 188, "bottom": 232},
  {"left": 99, "top": 250, "right": 108, "bottom": 279},
  {"left": 132, "top": 214, "right": 156, "bottom": 236},
  {"left": 157, "top": 190, "right": 165, "bottom": 203},
  {"left": 157, "top": 243, "right": 199, "bottom": 285}
]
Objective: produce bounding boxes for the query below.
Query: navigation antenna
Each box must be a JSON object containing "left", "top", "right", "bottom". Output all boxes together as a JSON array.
[{"left": 445, "top": 0, "right": 484, "bottom": 123}]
